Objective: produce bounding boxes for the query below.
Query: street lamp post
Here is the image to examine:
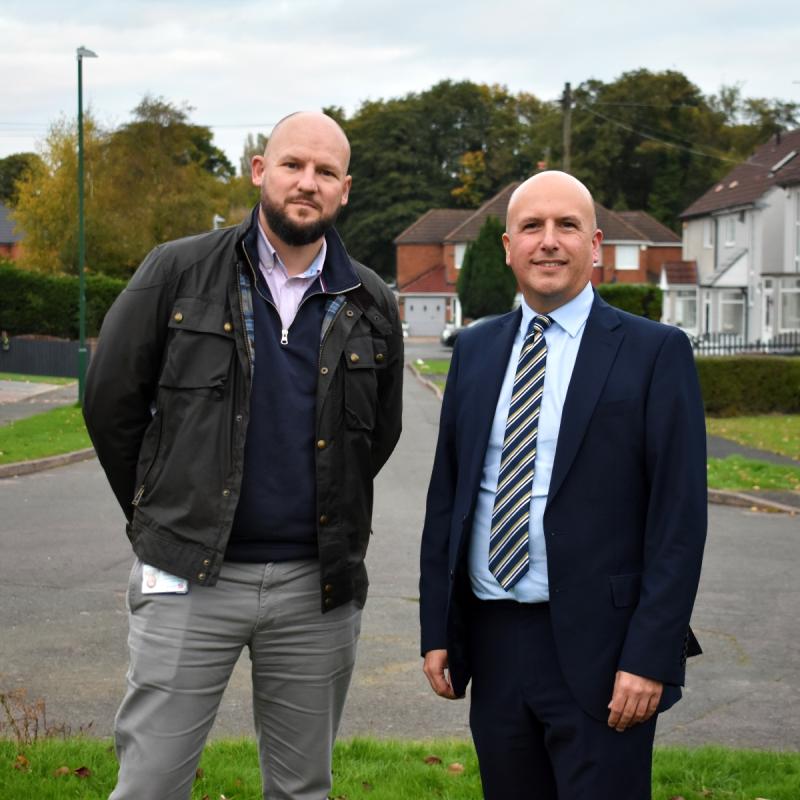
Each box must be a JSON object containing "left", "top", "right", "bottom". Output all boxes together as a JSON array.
[{"left": 77, "top": 45, "right": 97, "bottom": 406}]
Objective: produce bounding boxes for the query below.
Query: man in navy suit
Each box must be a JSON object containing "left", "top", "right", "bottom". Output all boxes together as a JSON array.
[{"left": 419, "top": 171, "right": 707, "bottom": 799}]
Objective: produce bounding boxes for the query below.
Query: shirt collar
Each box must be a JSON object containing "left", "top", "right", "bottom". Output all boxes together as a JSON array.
[
  {"left": 256, "top": 221, "right": 327, "bottom": 280},
  {"left": 520, "top": 281, "right": 594, "bottom": 338}
]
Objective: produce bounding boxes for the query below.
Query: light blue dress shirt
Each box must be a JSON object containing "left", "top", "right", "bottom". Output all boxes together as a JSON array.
[{"left": 468, "top": 281, "right": 594, "bottom": 602}]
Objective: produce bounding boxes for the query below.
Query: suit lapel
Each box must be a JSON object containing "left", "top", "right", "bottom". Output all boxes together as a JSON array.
[
  {"left": 547, "top": 296, "right": 623, "bottom": 507},
  {"left": 462, "top": 310, "right": 521, "bottom": 499}
]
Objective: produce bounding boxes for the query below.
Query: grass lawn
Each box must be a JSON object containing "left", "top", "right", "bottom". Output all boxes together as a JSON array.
[
  {"left": 0, "top": 372, "right": 75, "bottom": 385},
  {"left": 0, "top": 405, "right": 91, "bottom": 465},
  {"left": 0, "top": 738, "right": 798, "bottom": 799},
  {"left": 707, "top": 455, "right": 800, "bottom": 493},
  {"left": 707, "top": 415, "right": 799, "bottom": 461}
]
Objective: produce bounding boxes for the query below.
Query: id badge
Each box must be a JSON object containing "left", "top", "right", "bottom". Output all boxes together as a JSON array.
[{"left": 141, "top": 563, "right": 189, "bottom": 594}]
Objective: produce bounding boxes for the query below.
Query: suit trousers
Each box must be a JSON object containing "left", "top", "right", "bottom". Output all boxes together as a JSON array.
[
  {"left": 109, "top": 558, "right": 362, "bottom": 800},
  {"left": 468, "top": 597, "right": 656, "bottom": 800}
]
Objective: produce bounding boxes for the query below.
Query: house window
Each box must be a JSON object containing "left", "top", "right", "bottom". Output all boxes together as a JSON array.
[
  {"left": 779, "top": 278, "right": 800, "bottom": 331},
  {"left": 615, "top": 244, "right": 639, "bottom": 270},
  {"left": 673, "top": 289, "right": 697, "bottom": 330},
  {"left": 763, "top": 279, "right": 773, "bottom": 329},
  {"left": 703, "top": 219, "right": 714, "bottom": 249},
  {"left": 455, "top": 243, "right": 467, "bottom": 270},
  {"left": 724, "top": 216, "right": 736, "bottom": 246},
  {"left": 719, "top": 290, "right": 745, "bottom": 335}
]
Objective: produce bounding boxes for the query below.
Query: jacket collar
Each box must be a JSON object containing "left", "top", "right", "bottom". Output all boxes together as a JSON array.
[{"left": 237, "top": 205, "right": 359, "bottom": 295}]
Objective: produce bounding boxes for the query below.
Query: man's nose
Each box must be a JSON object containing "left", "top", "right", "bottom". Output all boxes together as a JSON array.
[
  {"left": 297, "top": 165, "right": 318, "bottom": 192},
  {"left": 540, "top": 221, "right": 559, "bottom": 250}
]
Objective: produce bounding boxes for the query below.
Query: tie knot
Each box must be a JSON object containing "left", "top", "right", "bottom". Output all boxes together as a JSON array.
[{"left": 528, "top": 314, "right": 553, "bottom": 337}]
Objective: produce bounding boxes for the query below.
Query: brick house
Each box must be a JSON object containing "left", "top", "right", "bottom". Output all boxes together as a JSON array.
[
  {"left": 673, "top": 130, "right": 800, "bottom": 342},
  {"left": 0, "top": 203, "right": 24, "bottom": 260},
  {"left": 395, "top": 183, "right": 681, "bottom": 335}
]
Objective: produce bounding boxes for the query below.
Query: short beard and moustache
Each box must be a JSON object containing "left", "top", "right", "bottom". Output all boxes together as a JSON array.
[{"left": 260, "top": 192, "right": 341, "bottom": 247}]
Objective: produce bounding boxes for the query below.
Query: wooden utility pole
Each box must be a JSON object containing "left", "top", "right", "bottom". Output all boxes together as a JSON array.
[{"left": 562, "top": 82, "right": 572, "bottom": 173}]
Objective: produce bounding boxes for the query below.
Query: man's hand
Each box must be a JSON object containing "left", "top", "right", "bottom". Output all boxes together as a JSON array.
[
  {"left": 423, "top": 649, "right": 458, "bottom": 699},
  {"left": 607, "top": 670, "right": 662, "bottom": 732}
]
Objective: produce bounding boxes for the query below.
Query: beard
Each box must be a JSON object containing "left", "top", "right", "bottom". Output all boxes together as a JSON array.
[{"left": 260, "top": 192, "right": 341, "bottom": 247}]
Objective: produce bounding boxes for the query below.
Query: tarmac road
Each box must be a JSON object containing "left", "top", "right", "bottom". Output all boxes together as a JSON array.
[{"left": 1, "top": 368, "right": 798, "bottom": 750}]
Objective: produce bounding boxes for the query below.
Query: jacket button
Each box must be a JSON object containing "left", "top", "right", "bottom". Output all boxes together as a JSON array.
[
  {"left": 235, "top": 414, "right": 243, "bottom": 422},
  {"left": 317, "top": 439, "right": 327, "bottom": 450},
  {"left": 320, "top": 366, "right": 329, "bottom": 375},
  {"left": 222, "top": 488, "right": 231, "bottom": 497},
  {"left": 319, "top": 514, "right": 329, "bottom": 525},
  {"left": 173, "top": 312, "right": 183, "bottom": 322},
  {"left": 223, "top": 322, "right": 233, "bottom": 332},
  {"left": 324, "top": 583, "right": 334, "bottom": 593},
  {"left": 375, "top": 353, "right": 385, "bottom": 363},
  {"left": 324, "top": 597, "right": 333, "bottom": 607},
  {"left": 349, "top": 353, "right": 360, "bottom": 363},
  {"left": 202, "top": 559, "right": 211, "bottom": 567},
  {"left": 346, "top": 309, "right": 354, "bottom": 317},
  {"left": 197, "top": 572, "right": 206, "bottom": 581}
]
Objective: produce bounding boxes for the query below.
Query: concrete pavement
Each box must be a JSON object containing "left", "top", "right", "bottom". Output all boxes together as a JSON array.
[{"left": 1, "top": 370, "right": 799, "bottom": 749}]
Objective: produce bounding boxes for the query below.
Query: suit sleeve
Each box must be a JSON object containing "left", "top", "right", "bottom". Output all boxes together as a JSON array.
[
  {"left": 617, "top": 327, "right": 707, "bottom": 685},
  {"left": 419, "top": 341, "right": 462, "bottom": 655},
  {"left": 83, "top": 246, "right": 175, "bottom": 520}
]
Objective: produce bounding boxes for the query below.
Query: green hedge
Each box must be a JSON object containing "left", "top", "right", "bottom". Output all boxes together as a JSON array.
[
  {"left": 596, "top": 283, "right": 662, "bottom": 321},
  {"left": 697, "top": 356, "right": 800, "bottom": 416},
  {"left": 0, "top": 263, "right": 125, "bottom": 339}
]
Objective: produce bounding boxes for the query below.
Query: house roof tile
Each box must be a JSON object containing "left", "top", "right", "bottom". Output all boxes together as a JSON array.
[
  {"left": 616, "top": 210, "right": 680, "bottom": 243},
  {"left": 443, "top": 183, "right": 521, "bottom": 242},
  {"left": 662, "top": 260, "right": 698, "bottom": 285},
  {"left": 393, "top": 208, "right": 473, "bottom": 244},
  {"left": 681, "top": 129, "right": 800, "bottom": 219}
]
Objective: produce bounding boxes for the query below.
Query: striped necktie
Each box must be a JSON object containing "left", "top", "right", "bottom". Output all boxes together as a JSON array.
[{"left": 489, "top": 314, "right": 553, "bottom": 590}]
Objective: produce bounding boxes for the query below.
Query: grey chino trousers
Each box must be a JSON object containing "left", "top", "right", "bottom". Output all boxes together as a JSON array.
[{"left": 109, "top": 559, "right": 362, "bottom": 800}]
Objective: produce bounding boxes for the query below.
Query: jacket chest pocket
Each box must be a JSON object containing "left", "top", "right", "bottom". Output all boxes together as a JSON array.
[
  {"left": 343, "top": 334, "right": 388, "bottom": 431},
  {"left": 160, "top": 298, "right": 235, "bottom": 397}
]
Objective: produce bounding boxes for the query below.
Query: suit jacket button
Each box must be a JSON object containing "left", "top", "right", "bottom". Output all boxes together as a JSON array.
[{"left": 319, "top": 514, "right": 329, "bottom": 525}]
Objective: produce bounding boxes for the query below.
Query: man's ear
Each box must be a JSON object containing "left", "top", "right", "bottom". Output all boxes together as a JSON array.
[
  {"left": 502, "top": 232, "right": 512, "bottom": 266},
  {"left": 251, "top": 155, "right": 265, "bottom": 187},
  {"left": 340, "top": 175, "right": 352, "bottom": 207}
]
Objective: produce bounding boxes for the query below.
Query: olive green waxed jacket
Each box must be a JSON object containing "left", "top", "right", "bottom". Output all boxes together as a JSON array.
[{"left": 84, "top": 211, "right": 403, "bottom": 612}]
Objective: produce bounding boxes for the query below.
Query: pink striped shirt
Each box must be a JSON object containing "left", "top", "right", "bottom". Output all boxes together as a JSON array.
[{"left": 256, "top": 223, "right": 327, "bottom": 332}]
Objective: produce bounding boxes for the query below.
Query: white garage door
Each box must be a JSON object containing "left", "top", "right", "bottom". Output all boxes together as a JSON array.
[{"left": 404, "top": 295, "right": 446, "bottom": 336}]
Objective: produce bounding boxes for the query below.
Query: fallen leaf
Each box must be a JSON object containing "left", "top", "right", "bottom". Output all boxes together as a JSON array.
[
  {"left": 74, "top": 766, "right": 92, "bottom": 778},
  {"left": 361, "top": 781, "right": 373, "bottom": 791},
  {"left": 448, "top": 762, "right": 465, "bottom": 774},
  {"left": 234, "top": 778, "right": 244, "bottom": 787},
  {"left": 13, "top": 754, "right": 30, "bottom": 772},
  {"left": 195, "top": 767, "right": 205, "bottom": 779},
  {"left": 53, "top": 766, "right": 71, "bottom": 777},
  {"left": 424, "top": 755, "right": 442, "bottom": 765}
]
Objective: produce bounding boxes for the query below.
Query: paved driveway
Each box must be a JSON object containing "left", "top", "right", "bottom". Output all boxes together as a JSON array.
[{"left": 0, "top": 370, "right": 798, "bottom": 749}]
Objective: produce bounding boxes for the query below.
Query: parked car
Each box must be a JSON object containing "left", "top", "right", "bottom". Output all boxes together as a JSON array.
[{"left": 441, "top": 314, "right": 502, "bottom": 347}]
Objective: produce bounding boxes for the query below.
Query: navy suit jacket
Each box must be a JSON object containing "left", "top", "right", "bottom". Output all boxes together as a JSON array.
[{"left": 419, "top": 293, "right": 707, "bottom": 721}]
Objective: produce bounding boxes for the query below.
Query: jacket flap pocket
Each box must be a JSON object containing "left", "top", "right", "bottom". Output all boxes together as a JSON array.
[
  {"left": 609, "top": 573, "right": 642, "bottom": 608},
  {"left": 344, "top": 336, "right": 388, "bottom": 370},
  {"left": 168, "top": 297, "right": 234, "bottom": 338}
]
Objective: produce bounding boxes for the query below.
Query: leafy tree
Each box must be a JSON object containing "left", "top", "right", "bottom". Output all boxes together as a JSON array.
[
  {"left": 13, "top": 98, "right": 231, "bottom": 277},
  {"left": 457, "top": 216, "right": 516, "bottom": 318},
  {"left": 0, "top": 153, "right": 42, "bottom": 205}
]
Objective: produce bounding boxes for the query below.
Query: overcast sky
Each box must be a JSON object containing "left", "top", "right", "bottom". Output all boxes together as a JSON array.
[{"left": 2, "top": 0, "right": 798, "bottom": 172}]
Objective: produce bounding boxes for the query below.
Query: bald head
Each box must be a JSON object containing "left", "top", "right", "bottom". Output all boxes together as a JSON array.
[
  {"left": 501, "top": 169, "right": 603, "bottom": 314},
  {"left": 506, "top": 171, "right": 596, "bottom": 232},
  {"left": 265, "top": 111, "right": 351, "bottom": 173}
]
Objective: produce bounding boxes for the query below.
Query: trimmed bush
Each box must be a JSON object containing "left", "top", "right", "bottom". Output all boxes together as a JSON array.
[
  {"left": 697, "top": 356, "right": 800, "bottom": 416},
  {"left": 0, "top": 263, "right": 125, "bottom": 339},
  {"left": 597, "top": 283, "right": 662, "bottom": 321}
]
